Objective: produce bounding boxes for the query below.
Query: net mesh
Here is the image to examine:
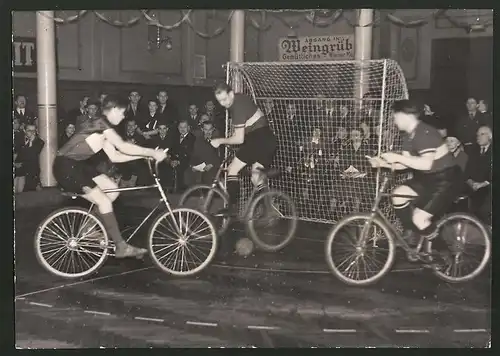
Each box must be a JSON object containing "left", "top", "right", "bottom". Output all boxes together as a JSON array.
[{"left": 225, "top": 59, "right": 409, "bottom": 225}]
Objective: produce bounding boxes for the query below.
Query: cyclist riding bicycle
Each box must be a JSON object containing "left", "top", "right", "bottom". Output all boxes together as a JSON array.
[
  {"left": 210, "top": 83, "right": 278, "bottom": 216},
  {"left": 368, "top": 99, "right": 461, "bottom": 244},
  {"left": 53, "top": 96, "right": 167, "bottom": 259}
]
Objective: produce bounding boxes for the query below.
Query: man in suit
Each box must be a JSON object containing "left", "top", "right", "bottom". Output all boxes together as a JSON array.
[
  {"left": 170, "top": 119, "right": 196, "bottom": 192},
  {"left": 141, "top": 99, "right": 161, "bottom": 140},
  {"left": 75, "top": 100, "right": 100, "bottom": 130},
  {"left": 478, "top": 99, "right": 493, "bottom": 128},
  {"left": 186, "top": 120, "right": 222, "bottom": 187},
  {"left": 13, "top": 94, "right": 37, "bottom": 127},
  {"left": 149, "top": 123, "right": 175, "bottom": 189},
  {"left": 117, "top": 119, "right": 147, "bottom": 187},
  {"left": 67, "top": 95, "right": 89, "bottom": 124},
  {"left": 452, "top": 97, "right": 489, "bottom": 154},
  {"left": 186, "top": 104, "right": 200, "bottom": 128},
  {"left": 464, "top": 126, "right": 492, "bottom": 224},
  {"left": 14, "top": 123, "right": 45, "bottom": 192},
  {"left": 123, "top": 90, "right": 146, "bottom": 136},
  {"left": 157, "top": 90, "right": 178, "bottom": 131}
]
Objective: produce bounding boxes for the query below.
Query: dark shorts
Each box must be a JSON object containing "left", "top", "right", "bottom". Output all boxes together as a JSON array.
[
  {"left": 53, "top": 156, "right": 100, "bottom": 194},
  {"left": 236, "top": 127, "right": 277, "bottom": 168},
  {"left": 404, "top": 165, "right": 461, "bottom": 216}
]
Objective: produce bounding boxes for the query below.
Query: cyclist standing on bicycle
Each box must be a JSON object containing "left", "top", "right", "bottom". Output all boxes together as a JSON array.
[
  {"left": 53, "top": 96, "right": 167, "bottom": 258},
  {"left": 209, "top": 83, "right": 277, "bottom": 216},
  {"left": 368, "top": 99, "right": 460, "bottom": 242}
]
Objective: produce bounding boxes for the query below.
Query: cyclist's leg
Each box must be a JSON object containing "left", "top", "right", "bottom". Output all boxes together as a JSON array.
[
  {"left": 391, "top": 183, "right": 419, "bottom": 234},
  {"left": 82, "top": 174, "right": 146, "bottom": 258},
  {"left": 225, "top": 157, "right": 247, "bottom": 213}
]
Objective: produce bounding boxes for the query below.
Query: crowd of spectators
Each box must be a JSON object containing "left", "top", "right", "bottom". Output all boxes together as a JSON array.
[{"left": 13, "top": 89, "right": 492, "bottom": 226}]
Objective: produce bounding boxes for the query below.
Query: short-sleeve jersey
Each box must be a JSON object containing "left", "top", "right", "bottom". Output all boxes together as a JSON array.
[
  {"left": 401, "top": 121, "right": 457, "bottom": 173},
  {"left": 229, "top": 94, "right": 269, "bottom": 134},
  {"left": 57, "top": 117, "right": 113, "bottom": 161}
]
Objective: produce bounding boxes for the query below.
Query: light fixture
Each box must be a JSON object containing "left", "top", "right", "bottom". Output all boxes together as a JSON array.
[{"left": 147, "top": 24, "right": 172, "bottom": 52}]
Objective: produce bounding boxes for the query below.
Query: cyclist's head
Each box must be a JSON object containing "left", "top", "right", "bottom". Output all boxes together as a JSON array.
[
  {"left": 392, "top": 99, "right": 421, "bottom": 132},
  {"left": 102, "top": 96, "right": 127, "bottom": 125},
  {"left": 214, "top": 83, "right": 235, "bottom": 108}
]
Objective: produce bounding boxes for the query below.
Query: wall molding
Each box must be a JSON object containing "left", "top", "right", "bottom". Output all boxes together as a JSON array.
[
  {"left": 397, "top": 26, "right": 419, "bottom": 81},
  {"left": 56, "top": 21, "right": 82, "bottom": 71}
]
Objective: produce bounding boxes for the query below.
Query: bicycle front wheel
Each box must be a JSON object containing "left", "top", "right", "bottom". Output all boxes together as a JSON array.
[
  {"left": 246, "top": 190, "right": 298, "bottom": 252},
  {"left": 178, "top": 184, "right": 230, "bottom": 236},
  {"left": 427, "top": 212, "right": 491, "bottom": 283},
  {"left": 325, "top": 213, "right": 396, "bottom": 286},
  {"left": 34, "top": 207, "right": 110, "bottom": 279},
  {"left": 148, "top": 208, "right": 218, "bottom": 277}
]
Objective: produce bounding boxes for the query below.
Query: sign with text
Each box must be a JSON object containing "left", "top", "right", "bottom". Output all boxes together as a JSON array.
[
  {"left": 13, "top": 37, "right": 37, "bottom": 73},
  {"left": 279, "top": 35, "right": 354, "bottom": 61}
]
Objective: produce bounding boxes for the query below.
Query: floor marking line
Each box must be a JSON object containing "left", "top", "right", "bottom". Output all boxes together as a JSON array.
[
  {"left": 28, "top": 302, "right": 53, "bottom": 308},
  {"left": 135, "top": 316, "right": 165, "bottom": 323},
  {"left": 15, "top": 266, "right": 154, "bottom": 299},
  {"left": 323, "top": 329, "right": 357, "bottom": 333},
  {"left": 454, "top": 329, "right": 488, "bottom": 333},
  {"left": 247, "top": 325, "right": 280, "bottom": 330},
  {"left": 213, "top": 264, "right": 422, "bottom": 274},
  {"left": 84, "top": 310, "right": 111, "bottom": 316},
  {"left": 395, "top": 329, "right": 430, "bottom": 333},
  {"left": 186, "top": 321, "right": 218, "bottom": 327}
]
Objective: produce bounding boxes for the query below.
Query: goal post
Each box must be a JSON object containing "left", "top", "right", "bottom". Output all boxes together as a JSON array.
[{"left": 225, "top": 59, "right": 409, "bottom": 225}]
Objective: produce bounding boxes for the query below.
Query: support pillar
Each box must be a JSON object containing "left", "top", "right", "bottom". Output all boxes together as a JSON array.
[
  {"left": 36, "top": 11, "right": 58, "bottom": 187},
  {"left": 230, "top": 10, "right": 245, "bottom": 92},
  {"left": 354, "top": 9, "right": 374, "bottom": 106}
]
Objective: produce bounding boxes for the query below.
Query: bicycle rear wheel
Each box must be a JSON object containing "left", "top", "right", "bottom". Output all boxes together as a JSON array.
[
  {"left": 246, "top": 190, "right": 297, "bottom": 252},
  {"left": 427, "top": 212, "right": 491, "bottom": 283},
  {"left": 179, "top": 184, "right": 230, "bottom": 236},
  {"left": 325, "top": 213, "right": 396, "bottom": 286},
  {"left": 34, "top": 207, "right": 110, "bottom": 279},
  {"left": 148, "top": 208, "right": 218, "bottom": 277}
]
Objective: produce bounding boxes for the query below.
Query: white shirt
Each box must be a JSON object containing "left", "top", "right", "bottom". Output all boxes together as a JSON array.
[
  {"left": 480, "top": 144, "right": 490, "bottom": 154},
  {"left": 18, "top": 108, "right": 25, "bottom": 115}
]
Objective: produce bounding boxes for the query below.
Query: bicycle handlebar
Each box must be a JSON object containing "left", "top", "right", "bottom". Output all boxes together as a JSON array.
[{"left": 146, "top": 147, "right": 169, "bottom": 178}]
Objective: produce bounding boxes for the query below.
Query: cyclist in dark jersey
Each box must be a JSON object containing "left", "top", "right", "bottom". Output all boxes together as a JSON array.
[
  {"left": 368, "top": 99, "right": 460, "bottom": 241},
  {"left": 210, "top": 83, "right": 277, "bottom": 216},
  {"left": 53, "top": 96, "right": 167, "bottom": 258}
]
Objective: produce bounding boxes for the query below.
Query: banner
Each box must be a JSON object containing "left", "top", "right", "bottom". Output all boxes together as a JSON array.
[
  {"left": 278, "top": 35, "right": 354, "bottom": 61},
  {"left": 13, "top": 37, "right": 37, "bottom": 73}
]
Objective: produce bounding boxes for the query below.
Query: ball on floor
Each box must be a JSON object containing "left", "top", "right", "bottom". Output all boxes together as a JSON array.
[{"left": 235, "top": 237, "right": 254, "bottom": 257}]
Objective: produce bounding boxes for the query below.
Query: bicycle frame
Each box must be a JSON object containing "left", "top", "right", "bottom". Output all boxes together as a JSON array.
[{"left": 79, "top": 159, "right": 182, "bottom": 241}]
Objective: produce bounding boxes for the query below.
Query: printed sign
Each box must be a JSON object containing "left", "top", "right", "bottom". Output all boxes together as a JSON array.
[
  {"left": 13, "top": 37, "right": 37, "bottom": 73},
  {"left": 279, "top": 35, "right": 354, "bottom": 61}
]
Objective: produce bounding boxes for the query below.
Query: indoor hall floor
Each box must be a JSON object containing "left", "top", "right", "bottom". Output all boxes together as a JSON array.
[{"left": 14, "top": 206, "right": 490, "bottom": 348}]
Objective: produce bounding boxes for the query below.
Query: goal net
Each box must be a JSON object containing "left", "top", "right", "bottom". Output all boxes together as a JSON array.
[{"left": 225, "top": 59, "right": 409, "bottom": 225}]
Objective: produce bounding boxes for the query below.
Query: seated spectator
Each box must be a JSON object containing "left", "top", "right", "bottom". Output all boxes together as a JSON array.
[
  {"left": 13, "top": 117, "right": 24, "bottom": 142},
  {"left": 14, "top": 123, "right": 45, "bottom": 192},
  {"left": 191, "top": 113, "right": 216, "bottom": 138},
  {"left": 186, "top": 104, "right": 200, "bottom": 128},
  {"left": 59, "top": 122, "right": 76, "bottom": 148},
  {"left": 169, "top": 120, "right": 196, "bottom": 192},
  {"left": 464, "top": 126, "right": 492, "bottom": 224},
  {"left": 185, "top": 120, "right": 222, "bottom": 187},
  {"left": 117, "top": 119, "right": 147, "bottom": 187},
  {"left": 445, "top": 136, "right": 468, "bottom": 173},
  {"left": 76, "top": 100, "right": 99, "bottom": 130},
  {"left": 452, "top": 97, "right": 490, "bottom": 154},
  {"left": 141, "top": 99, "right": 160, "bottom": 140},
  {"left": 149, "top": 123, "right": 175, "bottom": 189}
]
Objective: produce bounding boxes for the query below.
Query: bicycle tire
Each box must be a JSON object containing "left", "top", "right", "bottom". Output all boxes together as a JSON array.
[
  {"left": 34, "top": 206, "right": 110, "bottom": 279},
  {"left": 325, "top": 213, "right": 396, "bottom": 286},
  {"left": 148, "top": 208, "right": 218, "bottom": 277},
  {"left": 246, "top": 190, "right": 298, "bottom": 252},
  {"left": 178, "top": 184, "right": 230, "bottom": 236},
  {"left": 427, "top": 212, "right": 491, "bottom": 283}
]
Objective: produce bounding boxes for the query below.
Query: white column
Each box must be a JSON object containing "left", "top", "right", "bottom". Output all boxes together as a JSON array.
[
  {"left": 36, "top": 11, "right": 58, "bottom": 187},
  {"left": 230, "top": 10, "right": 245, "bottom": 93},
  {"left": 354, "top": 9, "right": 374, "bottom": 105}
]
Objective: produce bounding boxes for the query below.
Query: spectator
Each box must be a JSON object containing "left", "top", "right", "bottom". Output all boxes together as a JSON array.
[
  {"left": 187, "top": 104, "right": 200, "bottom": 128},
  {"left": 98, "top": 91, "right": 108, "bottom": 107},
  {"left": 14, "top": 123, "right": 44, "bottom": 192},
  {"left": 464, "top": 126, "right": 492, "bottom": 224},
  {"left": 76, "top": 100, "right": 99, "bottom": 130},
  {"left": 156, "top": 90, "right": 178, "bottom": 130},
  {"left": 141, "top": 99, "right": 160, "bottom": 140},
  {"left": 59, "top": 122, "right": 76, "bottom": 148},
  {"left": 186, "top": 120, "right": 222, "bottom": 187},
  {"left": 478, "top": 99, "right": 493, "bottom": 128},
  {"left": 192, "top": 113, "right": 219, "bottom": 138},
  {"left": 452, "top": 97, "right": 489, "bottom": 153},
  {"left": 150, "top": 123, "right": 175, "bottom": 189},
  {"left": 262, "top": 98, "right": 275, "bottom": 116},
  {"left": 13, "top": 94, "right": 37, "bottom": 127},
  {"left": 67, "top": 95, "right": 89, "bottom": 123},
  {"left": 445, "top": 136, "right": 468, "bottom": 174},
  {"left": 204, "top": 100, "right": 224, "bottom": 132},
  {"left": 421, "top": 104, "right": 447, "bottom": 137},
  {"left": 117, "top": 119, "right": 146, "bottom": 187},
  {"left": 13, "top": 117, "right": 23, "bottom": 143},
  {"left": 170, "top": 120, "right": 196, "bottom": 192}
]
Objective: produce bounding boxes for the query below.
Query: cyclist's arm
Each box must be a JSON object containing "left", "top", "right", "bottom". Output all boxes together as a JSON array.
[
  {"left": 387, "top": 151, "right": 411, "bottom": 170},
  {"left": 103, "top": 128, "right": 156, "bottom": 158},
  {"left": 218, "top": 126, "right": 244, "bottom": 145},
  {"left": 397, "top": 151, "right": 435, "bottom": 171},
  {"left": 103, "top": 140, "right": 142, "bottom": 163}
]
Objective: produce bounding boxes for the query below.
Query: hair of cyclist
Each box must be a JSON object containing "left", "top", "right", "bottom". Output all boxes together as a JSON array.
[
  {"left": 392, "top": 99, "right": 422, "bottom": 117},
  {"left": 102, "top": 95, "right": 127, "bottom": 113},
  {"left": 214, "top": 82, "right": 233, "bottom": 95}
]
